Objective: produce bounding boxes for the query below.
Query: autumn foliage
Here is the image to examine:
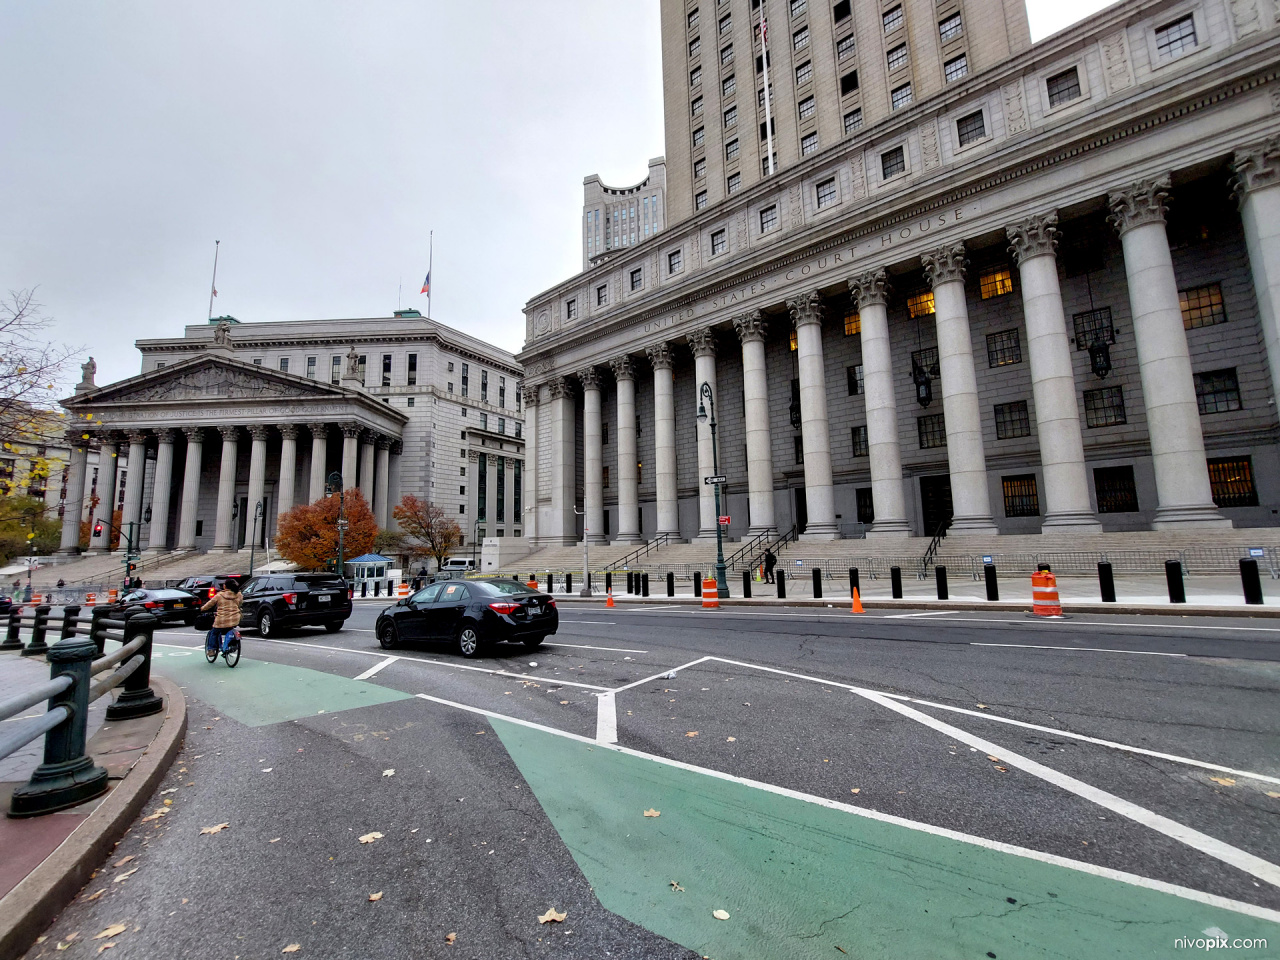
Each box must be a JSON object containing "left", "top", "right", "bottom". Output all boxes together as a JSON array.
[
  {"left": 276, "top": 488, "right": 378, "bottom": 571},
  {"left": 392, "top": 494, "right": 462, "bottom": 570}
]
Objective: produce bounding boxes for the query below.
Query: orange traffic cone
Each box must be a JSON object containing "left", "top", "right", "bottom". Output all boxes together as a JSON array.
[
  {"left": 851, "top": 587, "right": 864, "bottom": 614},
  {"left": 606, "top": 592, "right": 615, "bottom": 608}
]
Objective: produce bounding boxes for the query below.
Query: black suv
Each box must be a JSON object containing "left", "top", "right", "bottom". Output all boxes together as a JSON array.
[{"left": 214, "top": 574, "right": 351, "bottom": 636}]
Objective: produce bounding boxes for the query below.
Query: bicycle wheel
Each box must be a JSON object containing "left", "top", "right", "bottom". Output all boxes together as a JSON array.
[
  {"left": 224, "top": 636, "right": 241, "bottom": 668},
  {"left": 204, "top": 638, "right": 219, "bottom": 664}
]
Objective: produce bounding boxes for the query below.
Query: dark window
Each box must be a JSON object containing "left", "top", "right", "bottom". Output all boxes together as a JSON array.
[
  {"left": 724, "top": 105, "right": 737, "bottom": 128},
  {"left": 794, "top": 435, "right": 804, "bottom": 464},
  {"left": 798, "top": 96, "right": 816, "bottom": 120},
  {"left": 881, "top": 145, "right": 905, "bottom": 178},
  {"left": 407, "top": 353, "right": 417, "bottom": 385},
  {"left": 728, "top": 171, "right": 742, "bottom": 192},
  {"left": 1194, "top": 368, "right": 1241, "bottom": 414},
  {"left": 846, "top": 364, "right": 864, "bottom": 396},
  {"left": 1094, "top": 465, "right": 1139, "bottom": 513},
  {"left": 1180, "top": 283, "right": 1226, "bottom": 329},
  {"left": 918, "top": 413, "right": 947, "bottom": 449},
  {"left": 694, "top": 157, "right": 707, "bottom": 179},
  {"left": 833, "top": 0, "right": 851, "bottom": 22},
  {"left": 726, "top": 138, "right": 739, "bottom": 160},
  {"left": 994, "top": 400, "right": 1031, "bottom": 439},
  {"left": 856, "top": 487, "right": 874, "bottom": 523},
  {"left": 630, "top": 268, "right": 643, "bottom": 291},
  {"left": 1084, "top": 386, "right": 1126, "bottom": 427},
  {"left": 1002, "top": 474, "right": 1040, "bottom": 517},
  {"left": 1046, "top": 67, "right": 1081, "bottom": 107},
  {"left": 565, "top": 299, "right": 577, "bottom": 320},
  {"left": 1208, "top": 457, "right": 1258, "bottom": 507},
  {"left": 1073, "top": 307, "right": 1115, "bottom": 349},
  {"left": 852, "top": 425, "right": 868, "bottom": 456},
  {"left": 597, "top": 284, "right": 609, "bottom": 306},
  {"left": 886, "top": 43, "right": 908, "bottom": 70},
  {"left": 669, "top": 249, "right": 683, "bottom": 273},
  {"left": 602, "top": 422, "right": 609, "bottom": 445},
  {"left": 801, "top": 133, "right": 818, "bottom": 156},
  {"left": 986, "top": 329, "right": 1022, "bottom": 367},
  {"left": 891, "top": 83, "right": 912, "bottom": 109},
  {"left": 840, "top": 70, "right": 859, "bottom": 96},
  {"left": 693, "top": 126, "right": 705, "bottom": 147},
  {"left": 711, "top": 229, "right": 727, "bottom": 255},
  {"left": 956, "top": 110, "right": 986, "bottom": 146},
  {"left": 911, "top": 346, "right": 940, "bottom": 379},
  {"left": 721, "top": 44, "right": 734, "bottom": 64},
  {"left": 381, "top": 353, "right": 392, "bottom": 387},
  {"left": 461, "top": 362, "right": 469, "bottom": 397},
  {"left": 759, "top": 117, "right": 776, "bottom": 141}
]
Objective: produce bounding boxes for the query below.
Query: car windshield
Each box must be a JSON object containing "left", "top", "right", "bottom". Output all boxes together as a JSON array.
[
  {"left": 472, "top": 580, "right": 537, "bottom": 597},
  {"left": 296, "top": 575, "right": 345, "bottom": 588},
  {"left": 151, "top": 590, "right": 194, "bottom": 600},
  {"left": 121, "top": 591, "right": 147, "bottom": 603},
  {"left": 410, "top": 583, "right": 445, "bottom": 604}
]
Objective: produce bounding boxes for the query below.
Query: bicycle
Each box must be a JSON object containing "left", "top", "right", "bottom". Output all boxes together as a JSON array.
[{"left": 204, "top": 627, "right": 242, "bottom": 668}]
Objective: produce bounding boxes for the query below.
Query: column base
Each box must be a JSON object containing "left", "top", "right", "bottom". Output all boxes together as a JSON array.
[
  {"left": 1152, "top": 504, "right": 1233, "bottom": 530},
  {"left": 1041, "top": 511, "right": 1103, "bottom": 533},
  {"left": 55, "top": 547, "right": 83, "bottom": 556},
  {"left": 84, "top": 549, "right": 114, "bottom": 557},
  {"left": 206, "top": 546, "right": 238, "bottom": 554},
  {"left": 582, "top": 536, "right": 609, "bottom": 546},
  {"left": 655, "top": 530, "right": 684, "bottom": 542},
  {"left": 799, "top": 522, "right": 841, "bottom": 541},
  {"left": 867, "top": 519, "right": 912, "bottom": 538},
  {"left": 747, "top": 525, "right": 778, "bottom": 538},
  {"left": 611, "top": 535, "right": 644, "bottom": 545},
  {"left": 947, "top": 515, "right": 999, "bottom": 535}
]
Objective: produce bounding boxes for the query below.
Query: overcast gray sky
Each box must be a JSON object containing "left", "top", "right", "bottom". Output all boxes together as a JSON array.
[{"left": 1, "top": 0, "right": 1114, "bottom": 391}]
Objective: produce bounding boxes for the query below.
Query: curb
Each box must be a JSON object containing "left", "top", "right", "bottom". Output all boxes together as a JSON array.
[{"left": 0, "top": 674, "right": 187, "bottom": 960}]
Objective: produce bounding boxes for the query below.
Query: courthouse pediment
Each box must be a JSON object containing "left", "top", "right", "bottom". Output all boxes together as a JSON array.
[{"left": 68, "top": 355, "right": 344, "bottom": 406}]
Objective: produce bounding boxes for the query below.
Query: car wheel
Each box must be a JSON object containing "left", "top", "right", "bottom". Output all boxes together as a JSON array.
[
  {"left": 522, "top": 634, "right": 546, "bottom": 649},
  {"left": 324, "top": 621, "right": 343, "bottom": 633},
  {"left": 258, "top": 610, "right": 274, "bottom": 637},
  {"left": 456, "top": 622, "right": 485, "bottom": 659},
  {"left": 378, "top": 622, "right": 399, "bottom": 649}
]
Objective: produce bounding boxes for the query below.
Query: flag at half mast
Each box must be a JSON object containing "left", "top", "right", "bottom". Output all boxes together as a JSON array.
[{"left": 419, "top": 271, "right": 430, "bottom": 296}]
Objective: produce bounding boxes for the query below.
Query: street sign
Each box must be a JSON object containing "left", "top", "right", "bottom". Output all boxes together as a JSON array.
[
  {"left": 1250, "top": 547, "right": 1265, "bottom": 558},
  {"left": 704, "top": 475, "right": 727, "bottom": 485},
  {"left": 982, "top": 555, "right": 993, "bottom": 564},
  {"left": 718, "top": 516, "right": 731, "bottom": 525}
]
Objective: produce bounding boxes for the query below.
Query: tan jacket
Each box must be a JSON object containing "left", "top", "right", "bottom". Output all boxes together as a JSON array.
[{"left": 201, "top": 590, "right": 243, "bottom": 629}]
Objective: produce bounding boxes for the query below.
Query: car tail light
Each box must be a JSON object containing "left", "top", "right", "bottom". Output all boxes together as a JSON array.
[
  {"left": 348, "top": 588, "right": 354, "bottom": 599},
  {"left": 208, "top": 587, "right": 216, "bottom": 599},
  {"left": 283, "top": 592, "right": 297, "bottom": 606},
  {"left": 488, "top": 601, "right": 520, "bottom": 615},
  {"left": 546, "top": 599, "right": 556, "bottom": 609},
  {"left": 143, "top": 601, "right": 159, "bottom": 609}
]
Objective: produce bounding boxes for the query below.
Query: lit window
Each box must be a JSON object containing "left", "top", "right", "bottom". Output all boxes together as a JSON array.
[
  {"left": 793, "top": 27, "right": 809, "bottom": 50},
  {"left": 1208, "top": 457, "right": 1259, "bottom": 507},
  {"left": 795, "top": 60, "right": 813, "bottom": 85},
  {"left": 711, "top": 229, "right": 727, "bottom": 255},
  {"left": 724, "top": 105, "right": 737, "bottom": 127},
  {"left": 887, "top": 44, "right": 908, "bottom": 70},
  {"left": 696, "top": 190, "right": 708, "bottom": 210},
  {"left": 837, "top": 34, "right": 856, "bottom": 60},
  {"left": 790, "top": 331, "right": 798, "bottom": 351},
  {"left": 939, "top": 13, "right": 963, "bottom": 41},
  {"left": 723, "top": 74, "right": 736, "bottom": 96},
  {"left": 917, "top": 413, "right": 947, "bottom": 449},
  {"left": 1094, "top": 465, "right": 1138, "bottom": 512},
  {"left": 1180, "top": 283, "right": 1227, "bottom": 329},
  {"left": 891, "top": 83, "right": 912, "bottom": 109},
  {"left": 669, "top": 249, "right": 683, "bottom": 273},
  {"left": 944, "top": 54, "right": 967, "bottom": 82},
  {"left": 597, "top": 284, "right": 608, "bottom": 306},
  {"left": 979, "top": 267, "right": 1013, "bottom": 299},
  {"left": 693, "top": 126, "right": 705, "bottom": 147},
  {"left": 798, "top": 96, "right": 815, "bottom": 120},
  {"left": 801, "top": 132, "right": 818, "bottom": 155},
  {"left": 727, "top": 172, "right": 741, "bottom": 193},
  {"left": 816, "top": 178, "right": 837, "bottom": 208},
  {"left": 1046, "top": 67, "right": 1082, "bottom": 107},
  {"left": 1084, "top": 386, "right": 1126, "bottom": 427},
  {"left": 760, "top": 204, "right": 779, "bottom": 232},
  {"left": 1155, "top": 14, "right": 1197, "bottom": 59},
  {"left": 566, "top": 298, "right": 577, "bottom": 320},
  {"left": 881, "top": 145, "right": 905, "bottom": 178},
  {"left": 1194, "top": 368, "right": 1242, "bottom": 414},
  {"left": 883, "top": 6, "right": 904, "bottom": 33},
  {"left": 694, "top": 157, "right": 707, "bottom": 179},
  {"left": 907, "top": 291, "right": 935, "bottom": 318},
  {"left": 844, "top": 312, "right": 861, "bottom": 336},
  {"left": 956, "top": 110, "right": 986, "bottom": 146},
  {"left": 726, "top": 138, "right": 739, "bottom": 161},
  {"left": 852, "top": 425, "right": 868, "bottom": 456},
  {"left": 986, "top": 329, "right": 1022, "bottom": 367},
  {"left": 843, "top": 109, "right": 862, "bottom": 133},
  {"left": 630, "top": 268, "right": 643, "bottom": 291},
  {"left": 846, "top": 364, "right": 864, "bottom": 396},
  {"left": 1002, "top": 475, "right": 1040, "bottom": 517},
  {"left": 994, "top": 401, "right": 1031, "bottom": 439}
]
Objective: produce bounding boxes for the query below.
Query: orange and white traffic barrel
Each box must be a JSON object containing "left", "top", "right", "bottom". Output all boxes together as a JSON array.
[
  {"left": 86, "top": 592, "right": 96, "bottom": 606},
  {"left": 107, "top": 588, "right": 119, "bottom": 603},
  {"left": 397, "top": 582, "right": 409, "bottom": 598},
  {"left": 701, "top": 577, "right": 719, "bottom": 609},
  {"left": 1031, "top": 570, "right": 1062, "bottom": 617}
]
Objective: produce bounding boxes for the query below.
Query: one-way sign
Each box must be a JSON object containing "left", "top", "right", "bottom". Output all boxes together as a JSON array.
[{"left": 704, "top": 475, "right": 727, "bottom": 485}]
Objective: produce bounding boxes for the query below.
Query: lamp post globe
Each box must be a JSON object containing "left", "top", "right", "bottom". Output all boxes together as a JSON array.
[{"left": 698, "top": 381, "right": 730, "bottom": 599}]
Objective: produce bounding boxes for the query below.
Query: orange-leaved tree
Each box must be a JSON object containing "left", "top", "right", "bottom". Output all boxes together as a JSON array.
[
  {"left": 276, "top": 487, "right": 378, "bottom": 571},
  {"left": 392, "top": 494, "right": 461, "bottom": 571}
]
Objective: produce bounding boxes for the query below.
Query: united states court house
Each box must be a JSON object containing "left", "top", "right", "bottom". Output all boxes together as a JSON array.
[
  {"left": 53, "top": 313, "right": 525, "bottom": 562},
  {"left": 518, "top": 0, "right": 1280, "bottom": 549}
]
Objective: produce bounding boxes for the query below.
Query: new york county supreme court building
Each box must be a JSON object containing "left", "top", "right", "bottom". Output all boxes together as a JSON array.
[{"left": 518, "top": 0, "right": 1280, "bottom": 549}]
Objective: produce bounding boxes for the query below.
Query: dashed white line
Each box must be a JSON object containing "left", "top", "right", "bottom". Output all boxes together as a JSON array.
[
  {"left": 548, "top": 641, "right": 647, "bottom": 653},
  {"left": 885, "top": 611, "right": 952, "bottom": 619},
  {"left": 353, "top": 656, "right": 399, "bottom": 681},
  {"left": 594, "top": 690, "right": 618, "bottom": 744},
  {"left": 971, "top": 642, "right": 1186, "bottom": 657}
]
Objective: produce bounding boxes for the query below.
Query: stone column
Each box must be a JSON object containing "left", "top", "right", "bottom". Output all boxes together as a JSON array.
[
  {"left": 210, "top": 426, "right": 240, "bottom": 553},
  {"left": 308, "top": 424, "right": 328, "bottom": 503},
  {"left": 733, "top": 311, "right": 777, "bottom": 535},
  {"left": 1007, "top": 213, "right": 1102, "bottom": 531},
  {"left": 609, "top": 357, "right": 642, "bottom": 543},
  {"left": 145, "top": 429, "right": 176, "bottom": 551},
  {"left": 358, "top": 431, "right": 376, "bottom": 506},
  {"left": 374, "top": 437, "right": 391, "bottom": 528},
  {"left": 849, "top": 270, "right": 911, "bottom": 537},
  {"left": 485, "top": 456, "right": 500, "bottom": 537},
  {"left": 1234, "top": 139, "right": 1280, "bottom": 405},
  {"left": 1108, "top": 177, "right": 1229, "bottom": 528},
  {"left": 120, "top": 432, "right": 148, "bottom": 550},
  {"left": 277, "top": 424, "right": 299, "bottom": 521},
  {"left": 245, "top": 424, "right": 269, "bottom": 548},
  {"left": 922, "top": 243, "right": 998, "bottom": 534},
  {"left": 548, "top": 377, "right": 577, "bottom": 544},
  {"left": 578, "top": 367, "right": 606, "bottom": 544},
  {"left": 522, "top": 387, "right": 539, "bottom": 543},
  {"left": 177, "top": 427, "right": 203, "bottom": 550},
  {"left": 57, "top": 437, "right": 89, "bottom": 554},
  {"left": 340, "top": 423, "right": 359, "bottom": 492},
  {"left": 686, "top": 328, "right": 721, "bottom": 539},
  {"left": 787, "top": 294, "right": 840, "bottom": 539},
  {"left": 87, "top": 434, "right": 119, "bottom": 555},
  {"left": 646, "top": 343, "right": 680, "bottom": 539},
  {"left": 387, "top": 440, "right": 403, "bottom": 531}
]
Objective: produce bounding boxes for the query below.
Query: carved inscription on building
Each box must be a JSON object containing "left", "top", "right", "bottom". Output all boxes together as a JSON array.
[
  {"left": 1003, "top": 79, "right": 1029, "bottom": 135},
  {"left": 1101, "top": 30, "right": 1134, "bottom": 94}
]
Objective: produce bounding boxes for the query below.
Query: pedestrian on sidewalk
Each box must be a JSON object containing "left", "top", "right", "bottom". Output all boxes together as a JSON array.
[
  {"left": 764, "top": 548, "right": 777, "bottom": 584},
  {"left": 201, "top": 578, "right": 244, "bottom": 655}
]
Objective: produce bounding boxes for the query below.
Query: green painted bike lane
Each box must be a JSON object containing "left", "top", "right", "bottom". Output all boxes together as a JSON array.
[{"left": 492, "top": 718, "right": 1280, "bottom": 960}]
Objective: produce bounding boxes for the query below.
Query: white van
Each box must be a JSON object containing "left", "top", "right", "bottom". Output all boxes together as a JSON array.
[{"left": 440, "top": 558, "right": 477, "bottom": 572}]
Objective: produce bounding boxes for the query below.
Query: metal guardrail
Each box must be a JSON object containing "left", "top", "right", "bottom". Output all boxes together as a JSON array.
[{"left": 0, "top": 603, "right": 163, "bottom": 816}]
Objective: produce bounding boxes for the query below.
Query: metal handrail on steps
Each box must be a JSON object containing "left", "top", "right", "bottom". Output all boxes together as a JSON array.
[
  {"left": 919, "top": 522, "right": 948, "bottom": 578},
  {"left": 731, "top": 525, "right": 798, "bottom": 573},
  {"left": 613, "top": 533, "right": 675, "bottom": 570}
]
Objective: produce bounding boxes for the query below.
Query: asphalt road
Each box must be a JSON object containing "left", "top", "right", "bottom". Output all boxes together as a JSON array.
[{"left": 24, "top": 601, "right": 1280, "bottom": 960}]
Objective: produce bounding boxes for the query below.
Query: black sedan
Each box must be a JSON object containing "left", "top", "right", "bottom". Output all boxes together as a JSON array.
[
  {"left": 114, "top": 588, "right": 203, "bottom": 626},
  {"left": 375, "top": 578, "right": 558, "bottom": 658}
]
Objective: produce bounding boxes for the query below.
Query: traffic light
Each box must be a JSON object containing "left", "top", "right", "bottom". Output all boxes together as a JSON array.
[
  {"left": 127, "top": 561, "right": 138, "bottom": 575},
  {"left": 92, "top": 521, "right": 104, "bottom": 538}
]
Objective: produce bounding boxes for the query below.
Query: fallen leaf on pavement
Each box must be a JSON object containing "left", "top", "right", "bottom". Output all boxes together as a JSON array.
[
  {"left": 850, "top": 788, "right": 860, "bottom": 794},
  {"left": 669, "top": 881, "right": 684, "bottom": 892},
  {"left": 685, "top": 731, "right": 698, "bottom": 738},
  {"left": 368, "top": 892, "right": 383, "bottom": 901},
  {"left": 139, "top": 810, "right": 166, "bottom": 823},
  {"left": 97, "top": 945, "right": 115, "bottom": 954},
  {"left": 445, "top": 933, "right": 457, "bottom": 944},
  {"left": 113, "top": 856, "right": 134, "bottom": 867},
  {"left": 159, "top": 788, "right": 177, "bottom": 796},
  {"left": 977, "top": 704, "right": 988, "bottom": 710},
  {"left": 1267, "top": 791, "right": 1280, "bottom": 799},
  {"left": 986, "top": 755, "right": 1000, "bottom": 762},
  {"left": 559, "top": 700, "right": 569, "bottom": 705},
  {"left": 93, "top": 925, "right": 127, "bottom": 941},
  {"left": 113, "top": 868, "right": 138, "bottom": 883},
  {"left": 269, "top": 838, "right": 281, "bottom": 843},
  {"left": 163, "top": 799, "right": 173, "bottom": 806},
  {"left": 538, "top": 908, "right": 567, "bottom": 924},
  {"left": 382, "top": 769, "right": 395, "bottom": 777},
  {"left": 712, "top": 909, "right": 730, "bottom": 920},
  {"left": 836, "top": 947, "right": 848, "bottom": 954},
  {"left": 84, "top": 889, "right": 105, "bottom": 902},
  {"left": 994, "top": 766, "right": 1009, "bottom": 773},
  {"left": 200, "top": 823, "right": 230, "bottom": 835},
  {"left": 358, "top": 832, "right": 383, "bottom": 844},
  {"left": 643, "top": 809, "right": 660, "bottom": 818},
  {"left": 282, "top": 945, "right": 301, "bottom": 954},
  {"left": 726, "top": 737, "right": 736, "bottom": 742},
  {"left": 1209, "top": 777, "right": 1236, "bottom": 787}
]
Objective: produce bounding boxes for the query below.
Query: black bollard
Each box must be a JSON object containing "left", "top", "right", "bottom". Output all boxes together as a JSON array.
[
  {"left": 586, "top": 571, "right": 592, "bottom": 591},
  {"left": 742, "top": 569, "right": 752, "bottom": 598},
  {"left": 625, "top": 571, "right": 632, "bottom": 594},
  {"left": 605, "top": 571, "right": 612, "bottom": 594},
  {"left": 105, "top": 612, "right": 163, "bottom": 720},
  {"left": 1098, "top": 562, "right": 1116, "bottom": 603},
  {"left": 374, "top": 580, "right": 381, "bottom": 597},
  {"left": 666, "top": 572, "right": 674, "bottom": 597},
  {"left": 547, "top": 572, "right": 555, "bottom": 593},
  {"left": 890, "top": 566, "right": 903, "bottom": 599},
  {"left": 935, "top": 566, "right": 948, "bottom": 601},
  {"left": 1, "top": 605, "right": 23, "bottom": 652},
  {"left": 361, "top": 581, "right": 368, "bottom": 598},
  {"left": 849, "top": 568, "right": 860, "bottom": 599},
  {"left": 89, "top": 605, "right": 110, "bottom": 656},
  {"left": 812, "top": 568, "right": 822, "bottom": 599},
  {"left": 777, "top": 570, "right": 787, "bottom": 599},
  {"left": 22, "top": 604, "right": 52, "bottom": 657},
  {"left": 59, "top": 604, "right": 82, "bottom": 643},
  {"left": 1240, "top": 558, "right": 1264, "bottom": 605},
  {"left": 565, "top": 572, "right": 573, "bottom": 594},
  {"left": 642, "top": 573, "right": 650, "bottom": 597},
  {"left": 693, "top": 573, "right": 702, "bottom": 598},
  {"left": 1165, "top": 560, "right": 1186, "bottom": 604},
  {"left": 984, "top": 563, "right": 999, "bottom": 602}
]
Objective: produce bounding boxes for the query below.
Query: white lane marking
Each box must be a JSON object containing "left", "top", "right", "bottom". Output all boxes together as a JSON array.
[
  {"left": 411, "top": 691, "right": 1280, "bottom": 923},
  {"left": 354, "top": 656, "right": 399, "bottom": 681},
  {"left": 610, "top": 656, "right": 718, "bottom": 694},
  {"left": 557, "top": 620, "right": 618, "bottom": 625},
  {"left": 549, "top": 641, "right": 648, "bottom": 653},
  {"left": 972, "top": 642, "right": 1186, "bottom": 657},
  {"left": 855, "top": 688, "right": 1280, "bottom": 889},
  {"left": 886, "top": 611, "right": 952, "bottom": 619},
  {"left": 595, "top": 690, "right": 618, "bottom": 744}
]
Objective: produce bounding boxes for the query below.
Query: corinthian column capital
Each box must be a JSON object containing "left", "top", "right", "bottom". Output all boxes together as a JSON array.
[
  {"left": 577, "top": 366, "right": 602, "bottom": 390},
  {"left": 340, "top": 422, "right": 361, "bottom": 439},
  {"left": 686, "top": 327, "right": 718, "bottom": 358},
  {"left": 182, "top": 426, "right": 203, "bottom": 443},
  {"left": 218, "top": 426, "right": 239, "bottom": 443},
  {"left": 849, "top": 269, "right": 890, "bottom": 309},
  {"left": 1232, "top": 137, "right": 1280, "bottom": 207},
  {"left": 786, "top": 291, "right": 825, "bottom": 329},
  {"left": 522, "top": 385, "right": 539, "bottom": 407},
  {"left": 646, "top": 341, "right": 674, "bottom": 370},
  {"left": 248, "top": 424, "right": 271, "bottom": 442},
  {"left": 1006, "top": 212, "right": 1060, "bottom": 265},
  {"left": 547, "top": 376, "right": 573, "bottom": 401},
  {"left": 1107, "top": 175, "right": 1171, "bottom": 236},
  {"left": 921, "top": 243, "right": 968, "bottom": 288},
  {"left": 732, "top": 310, "right": 768, "bottom": 344},
  {"left": 609, "top": 355, "right": 636, "bottom": 381}
]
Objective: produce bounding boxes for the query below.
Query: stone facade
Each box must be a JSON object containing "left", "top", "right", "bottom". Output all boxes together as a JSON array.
[
  {"left": 583, "top": 158, "right": 667, "bottom": 271},
  {"left": 521, "top": 0, "right": 1280, "bottom": 545}
]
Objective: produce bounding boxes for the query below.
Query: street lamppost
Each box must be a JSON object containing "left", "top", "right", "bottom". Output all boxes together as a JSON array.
[
  {"left": 573, "top": 505, "right": 591, "bottom": 596},
  {"left": 247, "top": 499, "right": 264, "bottom": 577},
  {"left": 326, "top": 472, "right": 347, "bottom": 581},
  {"left": 697, "top": 381, "right": 729, "bottom": 599},
  {"left": 22, "top": 507, "right": 38, "bottom": 602}
]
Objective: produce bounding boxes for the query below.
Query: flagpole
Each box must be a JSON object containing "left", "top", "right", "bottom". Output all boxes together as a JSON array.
[
  {"left": 207, "top": 240, "right": 220, "bottom": 320},
  {"left": 428, "top": 231, "right": 433, "bottom": 318},
  {"left": 760, "top": 2, "right": 776, "bottom": 176}
]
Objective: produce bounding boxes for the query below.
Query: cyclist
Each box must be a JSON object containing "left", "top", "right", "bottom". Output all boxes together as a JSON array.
[{"left": 201, "top": 577, "right": 243, "bottom": 656}]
